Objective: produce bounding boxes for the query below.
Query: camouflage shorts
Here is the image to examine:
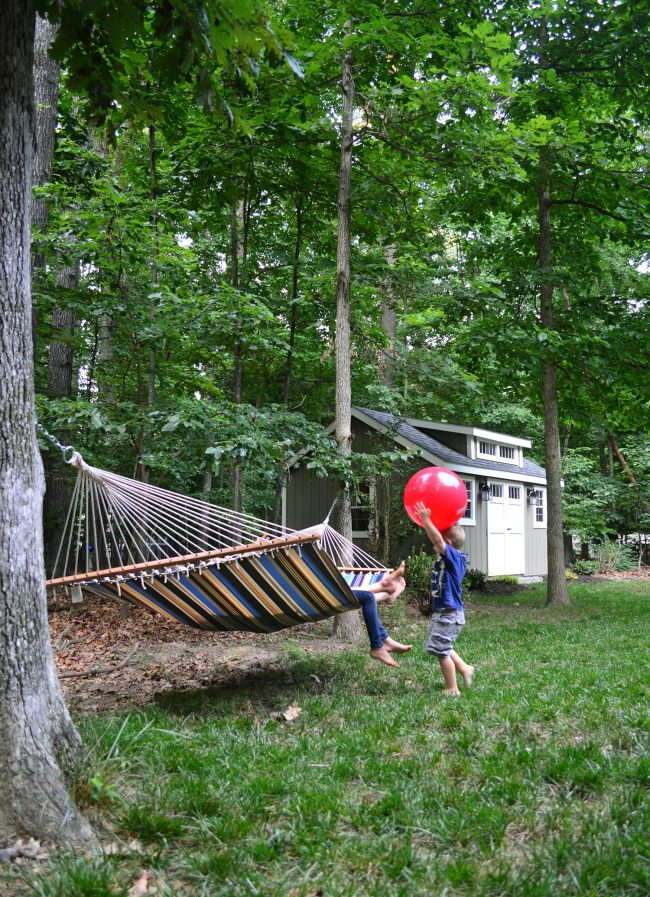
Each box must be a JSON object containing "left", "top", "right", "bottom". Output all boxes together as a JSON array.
[{"left": 425, "top": 609, "right": 465, "bottom": 658}]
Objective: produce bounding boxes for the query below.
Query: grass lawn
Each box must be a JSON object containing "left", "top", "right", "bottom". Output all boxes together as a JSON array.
[{"left": 3, "top": 581, "right": 649, "bottom": 896}]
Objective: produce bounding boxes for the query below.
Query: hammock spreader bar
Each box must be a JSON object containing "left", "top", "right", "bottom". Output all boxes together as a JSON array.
[{"left": 46, "top": 531, "right": 322, "bottom": 588}]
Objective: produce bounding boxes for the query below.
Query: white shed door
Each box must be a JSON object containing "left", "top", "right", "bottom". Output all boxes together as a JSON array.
[{"left": 487, "top": 482, "right": 525, "bottom": 575}]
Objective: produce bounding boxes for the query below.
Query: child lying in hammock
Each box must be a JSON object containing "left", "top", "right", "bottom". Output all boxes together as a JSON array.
[{"left": 350, "top": 562, "right": 411, "bottom": 668}]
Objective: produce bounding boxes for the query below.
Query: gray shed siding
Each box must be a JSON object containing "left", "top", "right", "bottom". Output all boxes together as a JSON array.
[
  {"left": 284, "top": 466, "right": 339, "bottom": 530},
  {"left": 412, "top": 428, "right": 468, "bottom": 456},
  {"left": 525, "top": 515, "right": 548, "bottom": 575}
]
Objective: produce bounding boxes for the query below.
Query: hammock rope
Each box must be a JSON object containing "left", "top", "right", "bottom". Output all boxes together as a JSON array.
[{"left": 47, "top": 451, "right": 387, "bottom": 588}]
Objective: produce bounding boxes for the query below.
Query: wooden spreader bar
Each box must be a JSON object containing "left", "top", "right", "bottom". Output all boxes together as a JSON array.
[{"left": 46, "top": 531, "right": 321, "bottom": 587}]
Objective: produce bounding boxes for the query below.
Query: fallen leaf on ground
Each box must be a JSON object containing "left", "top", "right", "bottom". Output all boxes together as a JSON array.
[
  {"left": 283, "top": 703, "right": 302, "bottom": 722},
  {"left": 128, "top": 870, "right": 154, "bottom": 896}
]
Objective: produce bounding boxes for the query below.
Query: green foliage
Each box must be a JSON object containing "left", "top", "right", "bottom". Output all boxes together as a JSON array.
[
  {"left": 571, "top": 559, "right": 599, "bottom": 575},
  {"left": 29, "top": 0, "right": 650, "bottom": 555},
  {"left": 565, "top": 568, "right": 578, "bottom": 581},
  {"left": 593, "top": 541, "right": 637, "bottom": 574},
  {"left": 489, "top": 575, "right": 519, "bottom": 585},
  {"left": 464, "top": 568, "right": 488, "bottom": 592}
]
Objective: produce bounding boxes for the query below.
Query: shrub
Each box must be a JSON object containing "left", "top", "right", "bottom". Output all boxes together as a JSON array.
[
  {"left": 571, "top": 559, "right": 599, "bottom": 575},
  {"left": 490, "top": 574, "right": 519, "bottom": 585},
  {"left": 464, "top": 568, "right": 487, "bottom": 592},
  {"left": 565, "top": 569, "right": 578, "bottom": 581},
  {"left": 593, "top": 541, "right": 636, "bottom": 574}
]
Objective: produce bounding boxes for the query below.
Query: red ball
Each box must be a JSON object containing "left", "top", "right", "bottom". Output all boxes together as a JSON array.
[{"left": 404, "top": 467, "right": 468, "bottom": 530}]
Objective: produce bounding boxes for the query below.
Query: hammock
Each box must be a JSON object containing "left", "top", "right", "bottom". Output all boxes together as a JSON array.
[{"left": 46, "top": 451, "right": 388, "bottom": 633}]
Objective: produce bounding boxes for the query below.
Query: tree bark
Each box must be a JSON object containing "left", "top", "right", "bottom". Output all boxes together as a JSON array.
[
  {"left": 271, "top": 193, "right": 304, "bottom": 523},
  {"left": 332, "top": 49, "right": 361, "bottom": 640},
  {"left": 43, "top": 265, "right": 77, "bottom": 573},
  {"left": 538, "top": 153, "right": 570, "bottom": 606},
  {"left": 30, "top": 14, "right": 59, "bottom": 359},
  {"left": 0, "top": 0, "right": 92, "bottom": 844},
  {"left": 379, "top": 243, "right": 397, "bottom": 389},
  {"left": 230, "top": 197, "right": 247, "bottom": 514}
]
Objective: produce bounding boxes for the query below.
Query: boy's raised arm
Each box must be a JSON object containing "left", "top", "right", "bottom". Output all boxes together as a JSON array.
[{"left": 414, "top": 501, "right": 446, "bottom": 555}]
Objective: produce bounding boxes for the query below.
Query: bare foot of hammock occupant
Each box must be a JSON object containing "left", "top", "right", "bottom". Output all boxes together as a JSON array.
[
  {"left": 374, "top": 564, "right": 406, "bottom": 606},
  {"left": 383, "top": 636, "right": 412, "bottom": 654},
  {"left": 370, "top": 646, "right": 400, "bottom": 668}
]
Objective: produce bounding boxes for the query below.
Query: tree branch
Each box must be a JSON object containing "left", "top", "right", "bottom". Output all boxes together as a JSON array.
[{"left": 549, "top": 198, "right": 628, "bottom": 222}]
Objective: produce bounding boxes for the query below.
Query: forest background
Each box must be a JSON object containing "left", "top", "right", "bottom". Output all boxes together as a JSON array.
[{"left": 33, "top": 0, "right": 650, "bottom": 580}]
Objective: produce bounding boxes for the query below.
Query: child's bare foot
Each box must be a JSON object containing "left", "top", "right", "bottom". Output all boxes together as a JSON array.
[
  {"left": 461, "top": 665, "right": 475, "bottom": 687},
  {"left": 370, "top": 646, "right": 400, "bottom": 668},
  {"left": 444, "top": 687, "right": 461, "bottom": 697},
  {"left": 383, "top": 636, "right": 412, "bottom": 654}
]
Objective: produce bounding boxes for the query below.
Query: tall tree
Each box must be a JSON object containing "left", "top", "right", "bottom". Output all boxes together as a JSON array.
[
  {"left": 0, "top": 0, "right": 93, "bottom": 844},
  {"left": 332, "top": 45, "right": 360, "bottom": 639}
]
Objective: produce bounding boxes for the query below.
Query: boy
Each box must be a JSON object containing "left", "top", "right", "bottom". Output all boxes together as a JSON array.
[
  {"left": 350, "top": 562, "right": 412, "bottom": 669},
  {"left": 415, "top": 501, "right": 474, "bottom": 696}
]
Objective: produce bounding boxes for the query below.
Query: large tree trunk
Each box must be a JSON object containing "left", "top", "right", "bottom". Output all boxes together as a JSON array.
[
  {"left": 538, "top": 150, "right": 570, "bottom": 606},
  {"left": 0, "top": 0, "right": 92, "bottom": 844},
  {"left": 332, "top": 50, "right": 361, "bottom": 640}
]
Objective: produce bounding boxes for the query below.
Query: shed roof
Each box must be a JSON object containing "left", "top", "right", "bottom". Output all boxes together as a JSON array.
[{"left": 354, "top": 407, "right": 547, "bottom": 483}]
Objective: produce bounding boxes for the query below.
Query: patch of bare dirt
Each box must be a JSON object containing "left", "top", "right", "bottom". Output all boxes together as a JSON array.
[{"left": 48, "top": 591, "right": 349, "bottom": 715}]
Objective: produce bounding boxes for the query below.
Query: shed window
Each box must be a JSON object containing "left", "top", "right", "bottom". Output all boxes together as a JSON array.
[
  {"left": 351, "top": 482, "right": 374, "bottom": 536},
  {"left": 500, "top": 446, "right": 516, "bottom": 460},
  {"left": 531, "top": 489, "right": 546, "bottom": 528},
  {"left": 478, "top": 440, "right": 496, "bottom": 457},
  {"left": 490, "top": 483, "right": 504, "bottom": 498},
  {"left": 460, "top": 480, "right": 475, "bottom": 525},
  {"left": 508, "top": 486, "right": 521, "bottom": 500}
]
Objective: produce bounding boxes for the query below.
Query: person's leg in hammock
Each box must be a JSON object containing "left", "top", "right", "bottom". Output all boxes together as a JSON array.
[{"left": 353, "top": 580, "right": 411, "bottom": 668}]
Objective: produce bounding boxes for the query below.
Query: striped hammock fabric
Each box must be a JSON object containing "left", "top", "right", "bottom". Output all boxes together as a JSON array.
[
  {"left": 341, "top": 571, "right": 386, "bottom": 590},
  {"left": 82, "top": 542, "right": 361, "bottom": 633}
]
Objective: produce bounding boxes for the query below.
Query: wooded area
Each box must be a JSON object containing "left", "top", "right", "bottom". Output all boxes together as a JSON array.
[{"left": 1, "top": 0, "right": 649, "bottom": 850}]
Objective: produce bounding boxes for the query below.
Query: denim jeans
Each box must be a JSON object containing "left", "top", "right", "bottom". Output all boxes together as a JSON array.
[{"left": 352, "top": 589, "right": 388, "bottom": 650}]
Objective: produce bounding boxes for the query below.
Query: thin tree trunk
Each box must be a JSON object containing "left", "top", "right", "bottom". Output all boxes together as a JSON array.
[
  {"left": 539, "top": 149, "right": 569, "bottom": 606},
  {"left": 138, "top": 125, "right": 158, "bottom": 484},
  {"left": 379, "top": 243, "right": 397, "bottom": 389},
  {"left": 271, "top": 193, "right": 304, "bottom": 523},
  {"left": 230, "top": 198, "right": 247, "bottom": 514},
  {"left": 43, "top": 265, "right": 78, "bottom": 572},
  {"left": 332, "top": 49, "right": 361, "bottom": 640},
  {"left": 283, "top": 192, "right": 304, "bottom": 405},
  {"left": 30, "top": 14, "right": 59, "bottom": 359},
  {"left": 0, "top": 0, "right": 92, "bottom": 844}
]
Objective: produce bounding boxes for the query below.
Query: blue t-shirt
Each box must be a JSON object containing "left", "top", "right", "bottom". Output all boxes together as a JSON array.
[{"left": 431, "top": 544, "right": 467, "bottom": 612}]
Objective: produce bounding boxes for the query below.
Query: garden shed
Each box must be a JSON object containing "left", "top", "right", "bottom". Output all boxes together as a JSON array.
[{"left": 283, "top": 407, "right": 548, "bottom": 578}]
